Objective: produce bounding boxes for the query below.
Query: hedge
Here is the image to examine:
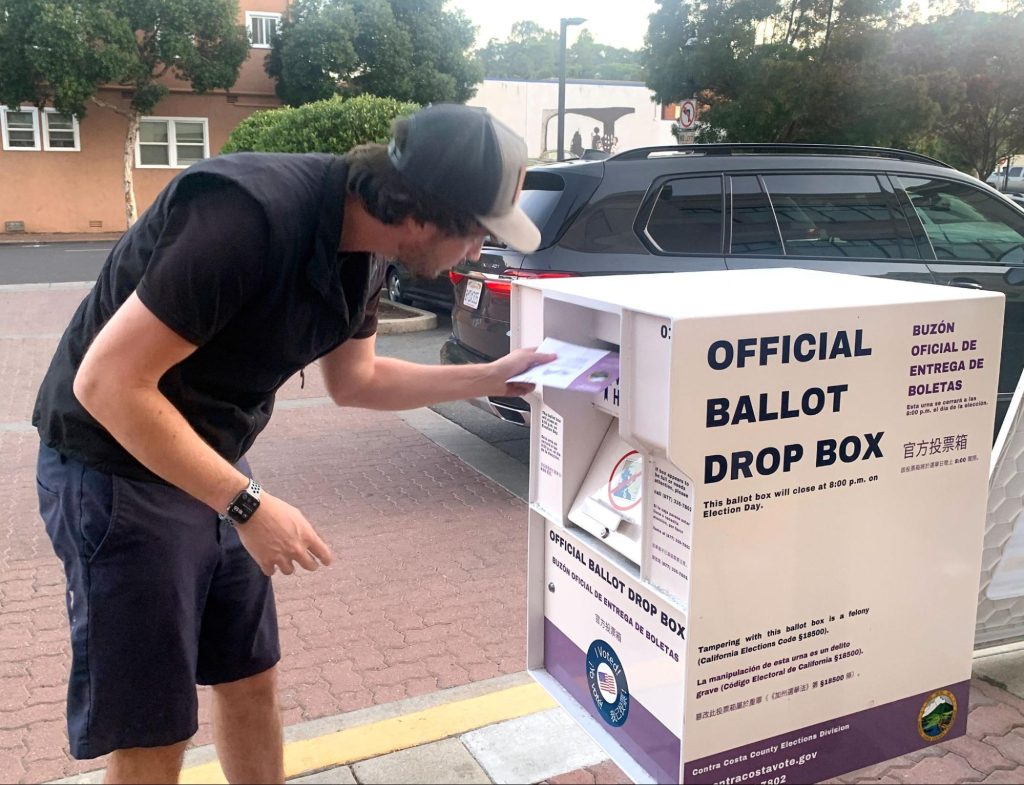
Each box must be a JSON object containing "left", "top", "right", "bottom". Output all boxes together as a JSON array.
[{"left": 222, "top": 94, "right": 421, "bottom": 154}]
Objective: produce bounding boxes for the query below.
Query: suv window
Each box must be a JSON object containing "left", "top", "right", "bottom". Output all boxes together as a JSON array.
[
  {"left": 899, "top": 176, "right": 1024, "bottom": 264},
  {"left": 1011, "top": 167, "right": 1023, "bottom": 178},
  {"left": 730, "top": 175, "right": 783, "bottom": 256},
  {"left": 762, "top": 173, "right": 919, "bottom": 259},
  {"left": 515, "top": 171, "right": 564, "bottom": 235},
  {"left": 483, "top": 187, "right": 562, "bottom": 249},
  {"left": 645, "top": 176, "right": 723, "bottom": 254}
]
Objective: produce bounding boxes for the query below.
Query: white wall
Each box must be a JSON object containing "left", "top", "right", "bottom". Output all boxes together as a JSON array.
[{"left": 468, "top": 79, "right": 676, "bottom": 159}]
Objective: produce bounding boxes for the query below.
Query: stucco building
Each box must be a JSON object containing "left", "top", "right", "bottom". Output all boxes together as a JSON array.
[
  {"left": 467, "top": 78, "right": 676, "bottom": 161},
  {"left": 0, "top": 0, "right": 285, "bottom": 235}
]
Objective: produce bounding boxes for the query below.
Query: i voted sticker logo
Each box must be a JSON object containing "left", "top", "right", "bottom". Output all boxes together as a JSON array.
[{"left": 586, "top": 640, "right": 629, "bottom": 727}]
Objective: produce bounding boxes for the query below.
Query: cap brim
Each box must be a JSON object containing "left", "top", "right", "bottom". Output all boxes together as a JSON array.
[{"left": 478, "top": 205, "right": 541, "bottom": 254}]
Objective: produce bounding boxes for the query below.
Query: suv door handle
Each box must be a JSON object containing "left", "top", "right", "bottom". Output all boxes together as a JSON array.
[{"left": 947, "top": 278, "right": 984, "bottom": 290}]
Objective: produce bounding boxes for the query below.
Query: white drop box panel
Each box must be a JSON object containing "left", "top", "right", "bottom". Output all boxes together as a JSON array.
[{"left": 516, "top": 269, "right": 1003, "bottom": 784}]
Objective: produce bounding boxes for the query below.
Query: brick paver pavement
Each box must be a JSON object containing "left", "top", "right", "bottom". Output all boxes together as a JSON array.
[
  {"left": 1, "top": 286, "right": 530, "bottom": 782},
  {"left": 5, "top": 285, "right": 1024, "bottom": 785}
]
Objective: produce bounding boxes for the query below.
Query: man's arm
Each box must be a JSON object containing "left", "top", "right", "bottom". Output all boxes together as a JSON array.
[
  {"left": 74, "top": 293, "right": 332, "bottom": 576},
  {"left": 319, "top": 333, "right": 555, "bottom": 410}
]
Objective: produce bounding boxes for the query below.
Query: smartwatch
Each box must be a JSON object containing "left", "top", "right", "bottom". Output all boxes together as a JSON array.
[{"left": 225, "top": 478, "right": 262, "bottom": 524}]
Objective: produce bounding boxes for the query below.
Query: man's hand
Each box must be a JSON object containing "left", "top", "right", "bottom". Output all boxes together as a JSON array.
[
  {"left": 235, "top": 492, "right": 334, "bottom": 576},
  {"left": 483, "top": 347, "right": 557, "bottom": 397}
]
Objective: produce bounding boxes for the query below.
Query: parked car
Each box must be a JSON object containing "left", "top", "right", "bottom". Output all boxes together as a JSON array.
[
  {"left": 988, "top": 165, "right": 1024, "bottom": 194},
  {"left": 442, "top": 143, "right": 1024, "bottom": 431},
  {"left": 383, "top": 259, "right": 454, "bottom": 309}
]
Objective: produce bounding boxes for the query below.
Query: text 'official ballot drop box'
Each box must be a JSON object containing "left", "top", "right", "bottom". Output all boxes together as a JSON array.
[{"left": 514, "top": 269, "right": 1003, "bottom": 785}]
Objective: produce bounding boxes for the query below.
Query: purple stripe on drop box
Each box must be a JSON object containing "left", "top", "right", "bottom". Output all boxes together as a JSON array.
[
  {"left": 684, "top": 680, "right": 970, "bottom": 784},
  {"left": 544, "top": 619, "right": 681, "bottom": 784},
  {"left": 545, "top": 617, "right": 969, "bottom": 784}
]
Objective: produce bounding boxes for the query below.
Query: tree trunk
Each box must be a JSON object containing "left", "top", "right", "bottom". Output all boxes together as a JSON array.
[
  {"left": 823, "top": 0, "right": 836, "bottom": 57},
  {"left": 123, "top": 111, "right": 140, "bottom": 228}
]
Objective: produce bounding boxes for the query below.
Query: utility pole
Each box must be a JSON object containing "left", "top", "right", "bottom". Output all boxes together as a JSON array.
[{"left": 557, "top": 17, "right": 586, "bottom": 162}]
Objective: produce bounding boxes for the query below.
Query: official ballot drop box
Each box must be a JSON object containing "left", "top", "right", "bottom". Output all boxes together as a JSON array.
[{"left": 515, "top": 269, "right": 1004, "bottom": 785}]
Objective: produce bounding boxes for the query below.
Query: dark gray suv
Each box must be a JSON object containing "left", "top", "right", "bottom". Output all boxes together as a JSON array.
[{"left": 441, "top": 144, "right": 1024, "bottom": 430}]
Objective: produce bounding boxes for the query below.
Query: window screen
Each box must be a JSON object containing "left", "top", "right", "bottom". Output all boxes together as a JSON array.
[
  {"left": 249, "top": 15, "right": 279, "bottom": 47},
  {"left": 645, "top": 176, "right": 723, "bottom": 254},
  {"left": 45, "top": 113, "right": 76, "bottom": 149},
  {"left": 762, "top": 173, "right": 919, "bottom": 259},
  {"left": 5, "top": 109, "right": 37, "bottom": 148}
]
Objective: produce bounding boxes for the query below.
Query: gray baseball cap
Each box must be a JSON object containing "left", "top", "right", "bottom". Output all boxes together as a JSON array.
[{"left": 388, "top": 104, "right": 541, "bottom": 254}]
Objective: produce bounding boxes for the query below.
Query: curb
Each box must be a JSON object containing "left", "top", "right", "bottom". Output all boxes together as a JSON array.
[
  {"left": 377, "top": 299, "right": 438, "bottom": 334},
  {"left": 48, "top": 673, "right": 555, "bottom": 785}
]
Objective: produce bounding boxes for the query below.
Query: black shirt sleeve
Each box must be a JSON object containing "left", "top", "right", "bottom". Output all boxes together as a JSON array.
[
  {"left": 352, "top": 288, "right": 381, "bottom": 339},
  {"left": 351, "top": 256, "right": 387, "bottom": 340},
  {"left": 135, "top": 182, "right": 269, "bottom": 346}
]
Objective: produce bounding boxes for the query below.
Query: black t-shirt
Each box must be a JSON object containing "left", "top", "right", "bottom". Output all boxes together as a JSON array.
[{"left": 33, "top": 161, "right": 385, "bottom": 483}]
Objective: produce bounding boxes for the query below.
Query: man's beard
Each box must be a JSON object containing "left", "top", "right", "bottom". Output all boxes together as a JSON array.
[
  {"left": 401, "top": 255, "right": 444, "bottom": 281},
  {"left": 396, "top": 243, "right": 447, "bottom": 280}
]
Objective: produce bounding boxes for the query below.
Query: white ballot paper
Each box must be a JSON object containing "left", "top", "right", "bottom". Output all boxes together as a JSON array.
[{"left": 507, "top": 337, "right": 619, "bottom": 393}]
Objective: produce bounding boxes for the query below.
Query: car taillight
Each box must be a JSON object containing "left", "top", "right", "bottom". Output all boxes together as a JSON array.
[
  {"left": 485, "top": 270, "right": 576, "bottom": 296},
  {"left": 449, "top": 270, "right": 466, "bottom": 285}
]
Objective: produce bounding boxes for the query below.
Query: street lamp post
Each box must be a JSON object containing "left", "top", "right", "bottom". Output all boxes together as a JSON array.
[{"left": 557, "top": 16, "right": 586, "bottom": 162}]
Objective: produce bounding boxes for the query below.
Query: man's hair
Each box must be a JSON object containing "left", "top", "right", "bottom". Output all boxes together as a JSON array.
[{"left": 346, "top": 117, "right": 481, "bottom": 237}]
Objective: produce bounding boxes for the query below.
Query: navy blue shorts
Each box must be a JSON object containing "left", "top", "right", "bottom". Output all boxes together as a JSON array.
[{"left": 36, "top": 443, "right": 280, "bottom": 759}]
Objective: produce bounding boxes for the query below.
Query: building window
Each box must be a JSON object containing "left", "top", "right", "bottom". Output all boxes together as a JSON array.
[
  {"left": 246, "top": 12, "right": 281, "bottom": 48},
  {"left": 136, "top": 117, "right": 209, "bottom": 168},
  {"left": 42, "top": 109, "right": 80, "bottom": 151},
  {"left": 1, "top": 106, "right": 41, "bottom": 151}
]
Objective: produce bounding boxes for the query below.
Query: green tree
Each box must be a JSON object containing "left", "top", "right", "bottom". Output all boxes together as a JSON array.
[
  {"left": 567, "top": 30, "right": 645, "bottom": 81},
  {"left": 477, "top": 22, "right": 644, "bottom": 81},
  {"left": 222, "top": 94, "right": 419, "bottom": 154},
  {"left": 267, "top": 0, "right": 481, "bottom": 107},
  {"left": 643, "top": 0, "right": 935, "bottom": 146},
  {"left": 889, "top": 11, "right": 1024, "bottom": 177},
  {"left": 0, "top": 0, "right": 248, "bottom": 227},
  {"left": 388, "top": 0, "right": 480, "bottom": 104},
  {"left": 477, "top": 22, "right": 559, "bottom": 80}
]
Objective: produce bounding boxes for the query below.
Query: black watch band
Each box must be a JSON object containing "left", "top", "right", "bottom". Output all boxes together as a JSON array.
[{"left": 226, "top": 479, "right": 261, "bottom": 525}]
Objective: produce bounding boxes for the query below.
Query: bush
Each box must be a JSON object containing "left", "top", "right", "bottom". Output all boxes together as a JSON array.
[{"left": 222, "top": 94, "right": 421, "bottom": 154}]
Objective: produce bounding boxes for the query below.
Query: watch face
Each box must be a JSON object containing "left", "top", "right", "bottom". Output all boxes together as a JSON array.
[{"left": 228, "top": 486, "right": 260, "bottom": 523}]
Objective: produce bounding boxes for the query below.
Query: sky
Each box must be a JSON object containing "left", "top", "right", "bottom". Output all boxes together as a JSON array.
[{"left": 447, "top": 0, "right": 1015, "bottom": 51}]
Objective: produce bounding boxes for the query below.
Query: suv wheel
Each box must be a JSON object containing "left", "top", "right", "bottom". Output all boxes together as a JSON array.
[{"left": 386, "top": 267, "right": 406, "bottom": 304}]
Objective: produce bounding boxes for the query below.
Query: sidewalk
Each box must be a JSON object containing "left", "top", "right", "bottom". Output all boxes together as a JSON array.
[{"left": 4, "top": 283, "right": 1024, "bottom": 784}]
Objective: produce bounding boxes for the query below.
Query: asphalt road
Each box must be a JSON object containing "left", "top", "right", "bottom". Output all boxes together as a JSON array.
[
  {"left": 0, "top": 240, "right": 531, "bottom": 465},
  {"left": 0, "top": 241, "right": 115, "bottom": 285}
]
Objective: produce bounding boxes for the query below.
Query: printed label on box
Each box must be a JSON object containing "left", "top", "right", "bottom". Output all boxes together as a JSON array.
[
  {"left": 535, "top": 406, "right": 564, "bottom": 523},
  {"left": 646, "top": 457, "right": 693, "bottom": 602}
]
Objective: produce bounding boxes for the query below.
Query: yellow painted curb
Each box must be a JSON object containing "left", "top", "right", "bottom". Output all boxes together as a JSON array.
[{"left": 180, "top": 681, "right": 556, "bottom": 784}]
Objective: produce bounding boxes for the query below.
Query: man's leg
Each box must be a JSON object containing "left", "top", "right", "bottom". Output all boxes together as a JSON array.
[
  {"left": 37, "top": 444, "right": 217, "bottom": 762},
  {"left": 211, "top": 666, "right": 284, "bottom": 784},
  {"left": 104, "top": 741, "right": 189, "bottom": 785}
]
